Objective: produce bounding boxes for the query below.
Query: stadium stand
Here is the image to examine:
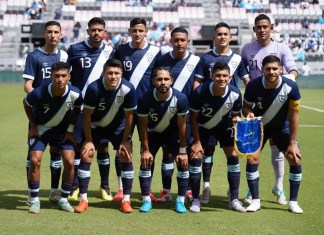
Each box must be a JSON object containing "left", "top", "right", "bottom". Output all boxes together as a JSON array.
[{"left": 0, "top": 0, "right": 323, "bottom": 74}]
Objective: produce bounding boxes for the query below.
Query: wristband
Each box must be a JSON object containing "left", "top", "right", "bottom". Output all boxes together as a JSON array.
[
  {"left": 67, "top": 124, "right": 74, "bottom": 132},
  {"left": 179, "top": 147, "right": 187, "bottom": 154}
]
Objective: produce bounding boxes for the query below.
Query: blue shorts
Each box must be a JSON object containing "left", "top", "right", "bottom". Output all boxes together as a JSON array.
[
  {"left": 199, "top": 122, "right": 234, "bottom": 148},
  {"left": 28, "top": 135, "right": 74, "bottom": 152},
  {"left": 73, "top": 113, "right": 84, "bottom": 145},
  {"left": 85, "top": 126, "right": 130, "bottom": 150},
  {"left": 263, "top": 128, "right": 297, "bottom": 152},
  {"left": 75, "top": 112, "right": 111, "bottom": 146},
  {"left": 147, "top": 131, "right": 179, "bottom": 158}
]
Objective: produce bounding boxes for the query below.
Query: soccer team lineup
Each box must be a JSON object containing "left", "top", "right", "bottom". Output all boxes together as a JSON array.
[{"left": 23, "top": 14, "right": 303, "bottom": 215}]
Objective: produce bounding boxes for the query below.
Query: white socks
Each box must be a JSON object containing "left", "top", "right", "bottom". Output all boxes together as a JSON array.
[{"left": 270, "top": 144, "right": 285, "bottom": 190}]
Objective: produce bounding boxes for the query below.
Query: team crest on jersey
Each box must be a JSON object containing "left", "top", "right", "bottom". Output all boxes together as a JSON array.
[
  {"left": 187, "top": 64, "right": 194, "bottom": 72},
  {"left": 146, "top": 52, "right": 154, "bottom": 62},
  {"left": 117, "top": 96, "right": 124, "bottom": 103},
  {"left": 170, "top": 106, "right": 177, "bottom": 113},
  {"left": 278, "top": 95, "right": 286, "bottom": 103},
  {"left": 226, "top": 102, "right": 233, "bottom": 110},
  {"left": 66, "top": 102, "right": 73, "bottom": 109},
  {"left": 231, "top": 61, "right": 238, "bottom": 69},
  {"left": 29, "top": 138, "right": 35, "bottom": 146},
  {"left": 103, "top": 51, "right": 110, "bottom": 58}
]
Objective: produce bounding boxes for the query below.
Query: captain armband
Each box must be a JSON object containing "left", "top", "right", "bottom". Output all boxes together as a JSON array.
[{"left": 289, "top": 99, "right": 300, "bottom": 111}]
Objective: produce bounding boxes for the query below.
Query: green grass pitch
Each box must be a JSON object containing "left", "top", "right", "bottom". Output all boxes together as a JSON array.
[{"left": 0, "top": 84, "right": 323, "bottom": 234}]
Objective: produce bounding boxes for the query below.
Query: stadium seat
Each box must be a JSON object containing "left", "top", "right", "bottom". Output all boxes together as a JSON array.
[
  {"left": 0, "top": 0, "right": 8, "bottom": 12},
  {"left": 197, "top": 6, "right": 204, "bottom": 19},
  {"left": 303, "top": 8, "right": 310, "bottom": 17},
  {"left": 152, "top": 11, "right": 160, "bottom": 23},
  {"left": 178, "top": 6, "right": 185, "bottom": 18},
  {"left": 277, "top": 8, "right": 284, "bottom": 16},
  {"left": 171, "top": 11, "right": 179, "bottom": 24},
  {"left": 296, "top": 8, "right": 303, "bottom": 16},
  {"left": 283, "top": 8, "right": 291, "bottom": 16},
  {"left": 101, "top": 2, "right": 108, "bottom": 12}
]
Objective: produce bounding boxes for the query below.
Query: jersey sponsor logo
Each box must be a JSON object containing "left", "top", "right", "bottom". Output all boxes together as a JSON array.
[
  {"left": 187, "top": 64, "right": 194, "bottom": 72},
  {"left": 116, "top": 96, "right": 124, "bottom": 103},
  {"left": 146, "top": 52, "right": 154, "bottom": 62},
  {"left": 226, "top": 102, "right": 233, "bottom": 110},
  {"left": 42, "top": 62, "right": 49, "bottom": 67},
  {"left": 169, "top": 106, "right": 177, "bottom": 113}
]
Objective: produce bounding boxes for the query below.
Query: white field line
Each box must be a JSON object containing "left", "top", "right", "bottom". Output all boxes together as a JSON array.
[
  {"left": 301, "top": 105, "right": 324, "bottom": 113},
  {"left": 299, "top": 125, "right": 324, "bottom": 128}
]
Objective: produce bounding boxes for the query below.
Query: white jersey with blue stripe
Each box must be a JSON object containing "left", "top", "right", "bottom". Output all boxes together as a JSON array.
[
  {"left": 244, "top": 75, "right": 301, "bottom": 131},
  {"left": 190, "top": 83, "right": 242, "bottom": 129},
  {"left": 83, "top": 77, "right": 137, "bottom": 129},
  {"left": 114, "top": 42, "right": 161, "bottom": 98},
  {"left": 67, "top": 41, "right": 114, "bottom": 97},
  {"left": 137, "top": 88, "right": 188, "bottom": 134},
  {"left": 25, "top": 83, "right": 82, "bottom": 135},
  {"left": 195, "top": 49, "right": 249, "bottom": 87},
  {"left": 23, "top": 48, "right": 68, "bottom": 88},
  {"left": 156, "top": 51, "right": 200, "bottom": 98}
]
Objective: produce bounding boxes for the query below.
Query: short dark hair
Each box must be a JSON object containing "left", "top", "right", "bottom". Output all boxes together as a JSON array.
[
  {"left": 214, "top": 22, "right": 230, "bottom": 31},
  {"left": 130, "top": 18, "right": 146, "bottom": 28},
  {"left": 171, "top": 26, "right": 188, "bottom": 38},
  {"left": 103, "top": 58, "right": 123, "bottom": 72},
  {"left": 262, "top": 55, "right": 281, "bottom": 67},
  {"left": 254, "top": 14, "right": 271, "bottom": 25},
  {"left": 88, "top": 17, "right": 106, "bottom": 28},
  {"left": 153, "top": 66, "right": 172, "bottom": 79},
  {"left": 51, "top": 61, "right": 69, "bottom": 73},
  {"left": 212, "top": 61, "right": 230, "bottom": 74},
  {"left": 45, "top": 21, "right": 61, "bottom": 30}
]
